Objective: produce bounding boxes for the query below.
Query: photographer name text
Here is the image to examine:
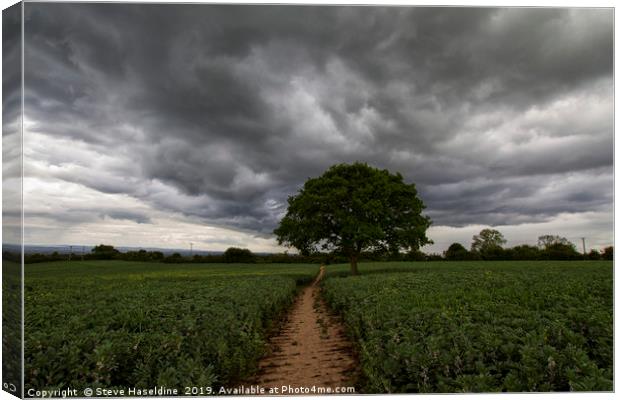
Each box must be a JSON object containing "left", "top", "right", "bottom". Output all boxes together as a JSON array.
[{"left": 26, "top": 384, "right": 355, "bottom": 397}]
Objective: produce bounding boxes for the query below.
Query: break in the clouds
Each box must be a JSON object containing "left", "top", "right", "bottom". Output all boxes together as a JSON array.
[{"left": 18, "top": 4, "right": 613, "bottom": 252}]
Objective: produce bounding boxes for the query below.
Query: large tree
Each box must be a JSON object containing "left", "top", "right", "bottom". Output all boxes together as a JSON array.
[
  {"left": 274, "top": 162, "right": 432, "bottom": 275},
  {"left": 444, "top": 243, "right": 470, "bottom": 261},
  {"left": 471, "top": 229, "right": 506, "bottom": 255},
  {"left": 537, "top": 234, "right": 571, "bottom": 249},
  {"left": 91, "top": 244, "right": 120, "bottom": 260},
  {"left": 223, "top": 247, "right": 255, "bottom": 263}
]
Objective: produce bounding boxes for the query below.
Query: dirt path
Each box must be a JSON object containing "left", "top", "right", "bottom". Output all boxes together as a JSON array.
[{"left": 250, "top": 266, "right": 357, "bottom": 392}]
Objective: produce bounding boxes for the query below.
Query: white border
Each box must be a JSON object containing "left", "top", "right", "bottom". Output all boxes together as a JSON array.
[{"left": 0, "top": 2, "right": 616, "bottom": 400}]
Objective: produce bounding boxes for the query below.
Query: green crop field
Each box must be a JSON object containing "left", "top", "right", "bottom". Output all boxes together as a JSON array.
[
  {"left": 24, "top": 261, "right": 318, "bottom": 391},
  {"left": 3, "top": 260, "right": 22, "bottom": 393},
  {"left": 321, "top": 261, "right": 613, "bottom": 393},
  {"left": 23, "top": 260, "right": 613, "bottom": 394}
]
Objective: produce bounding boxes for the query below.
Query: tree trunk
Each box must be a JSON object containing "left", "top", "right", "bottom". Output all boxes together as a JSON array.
[{"left": 350, "top": 253, "right": 359, "bottom": 275}]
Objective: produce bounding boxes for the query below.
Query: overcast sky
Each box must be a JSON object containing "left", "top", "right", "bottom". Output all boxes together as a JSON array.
[{"left": 17, "top": 3, "right": 613, "bottom": 253}]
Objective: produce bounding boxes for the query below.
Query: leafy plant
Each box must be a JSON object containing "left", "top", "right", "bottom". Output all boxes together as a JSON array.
[
  {"left": 25, "top": 261, "right": 318, "bottom": 391},
  {"left": 322, "top": 261, "right": 613, "bottom": 393}
]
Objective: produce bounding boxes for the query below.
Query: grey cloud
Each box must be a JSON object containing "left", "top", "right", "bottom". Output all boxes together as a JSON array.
[
  {"left": 422, "top": 168, "right": 613, "bottom": 226},
  {"left": 101, "top": 210, "right": 152, "bottom": 224},
  {"left": 24, "top": 207, "right": 152, "bottom": 226},
  {"left": 22, "top": 4, "right": 613, "bottom": 235},
  {"left": 2, "top": 3, "right": 22, "bottom": 127}
]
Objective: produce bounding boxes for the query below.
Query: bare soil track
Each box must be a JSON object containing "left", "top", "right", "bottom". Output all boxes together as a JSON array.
[{"left": 250, "top": 266, "right": 358, "bottom": 392}]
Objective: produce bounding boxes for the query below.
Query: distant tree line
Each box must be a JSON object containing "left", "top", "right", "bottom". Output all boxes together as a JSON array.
[
  {"left": 442, "top": 230, "right": 613, "bottom": 261},
  {"left": 7, "top": 231, "right": 613, "bottom": 265},
  {"left": 12, "top": 245, "right": 330, "bottom": 264}
]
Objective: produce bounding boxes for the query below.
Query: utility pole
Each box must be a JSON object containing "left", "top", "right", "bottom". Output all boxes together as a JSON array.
[
  {"left": 190, "top": 243, "right": 193, "bottom": 257},
  {"left": 69, "top": 245, "right": 72, "bottom": 261},
  {"left": 581, "top": 237, "right": 586, "bottom": 256}
]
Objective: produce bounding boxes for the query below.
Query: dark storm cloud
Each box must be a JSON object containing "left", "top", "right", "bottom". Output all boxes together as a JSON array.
[
  {"left": 24, "top": 208, "right": 152, "bottom": 225},
  {"left": 2, "top": 3, "right": 21, "bottom": 130},
  {"left": 24, "top": 4, "right": 613, "bottom": 233},
  {"left": 422, "top": 167, "right": 613, "bottom": 227}
]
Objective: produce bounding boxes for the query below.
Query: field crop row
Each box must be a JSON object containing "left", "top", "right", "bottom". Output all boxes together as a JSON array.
[
  {"left": 25, "top": 261, "right": 318, "bottom": 391},
  {"left": 3, "top": 260, "right": 22, "bottom": 393},
  {"left": 322, "top": 261, "right": 613, "bottom": 392}
]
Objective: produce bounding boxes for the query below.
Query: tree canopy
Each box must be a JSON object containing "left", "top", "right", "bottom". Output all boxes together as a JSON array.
[
  {"left": 444, "top": 243, "right": 471, "bottom": 261},
  {"left": 223, "top": 247, "right": 255, "bottom": 263},
  {"left": 471, "top": 229, "right": 506, "bottom": 254},
  {"left": 537, "top": 235, "right": 571, "bottom": 249},
  {"left": 510, "top": 244, "right": 540, "bottom": 260},
  {"left": 274, "top": 162, "right": 432, "bottom": 274},
  {"left": 91, "top": 244, "right": 120, "bottom": 260}
]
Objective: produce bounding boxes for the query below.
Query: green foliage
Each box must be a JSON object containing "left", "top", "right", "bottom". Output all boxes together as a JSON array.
[
  {"left": 163, "top": 252, "right": 184, "bottom": 263},
  {"left": 25, "top": 261, "right": 318, "bottom": 391},
  {"left": 91, "top": 244, "right": 120, "bottom": 260},
  {"left": 322, "top": 261, "right": 613, "bottom": 393},
  {"left": 3, "top": 260, "right": 22, "bottom": 392},
  {"left": 540, "top": 243, "right": 581, "bottom": 261},
  {"left": 510, "top": 245, "right": 541, "bottom": 260},
  {"left": 122, "top": 250, "right": 164, "bottom": 262},
  {"left": 538, "top": 235, "right": 572, "bottom": 249},
  {"left": 443, "top": 243, "right": 475, "bottom": 261},
  {"left": 274, "top": 162, "right": 431, "bottom": 273},
  {"left": 223, "top": 247, "right": 255, "bottom": 263},
  {"left": 602, "top": 246, "right": 613, "bottom": 260},
  {"left": 535, "top": 236, "right": 581, "bottom": 260},
  {"left": 471, "top": 229, "right": 506, "bottom": 259},
  {"left": 19, "top": 250, "right": 353, "bottom": 265}
]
